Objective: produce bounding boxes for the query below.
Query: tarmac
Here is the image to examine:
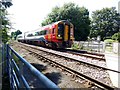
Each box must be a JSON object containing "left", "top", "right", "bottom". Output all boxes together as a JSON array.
[{"left": 105, "top": 51, "right": 120, "bottom": 88}]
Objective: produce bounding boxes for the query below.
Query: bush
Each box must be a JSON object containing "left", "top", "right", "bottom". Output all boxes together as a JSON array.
[
  {"left": 103, "top": 36, "right": 112, "bottom": 40},
  {"left": 112, "top": 32, "right": 120, "bottom": 42},
  {"left": 104, "top": 39, "right": 115, "bottom": 44}
]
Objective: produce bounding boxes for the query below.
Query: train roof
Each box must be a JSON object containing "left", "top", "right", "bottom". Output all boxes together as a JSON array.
[
  {"left": 41, "top": 20, "right": 72, "bottom": 30},
  {"left": 24, "top": 20, "right": 73, "bottom": 34}
]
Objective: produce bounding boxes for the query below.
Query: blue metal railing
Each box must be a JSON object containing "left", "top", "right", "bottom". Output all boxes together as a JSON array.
[{"left": 6, "top": 44, "right": 60, "bottom": 90}]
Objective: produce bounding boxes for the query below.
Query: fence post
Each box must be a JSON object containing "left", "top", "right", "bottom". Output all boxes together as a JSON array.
[{"left": 103, "top": 42, "right": 106, "bottom": 53}]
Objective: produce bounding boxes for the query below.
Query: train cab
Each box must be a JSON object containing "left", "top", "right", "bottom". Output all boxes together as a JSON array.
[
  {"left": 56, "top": 20, "right": 74, "bottom": 48},
  {"left": 44, "top": 20, "right": 74, "bottom": 48}
]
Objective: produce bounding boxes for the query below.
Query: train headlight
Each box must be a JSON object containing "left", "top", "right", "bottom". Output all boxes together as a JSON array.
[{"left": 58, "top": 34, "right": 61, "bottom": 37}]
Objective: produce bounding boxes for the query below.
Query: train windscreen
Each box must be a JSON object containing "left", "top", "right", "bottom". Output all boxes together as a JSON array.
[{"left": 58, "top": 23, "right": 64, "bottom": 37}]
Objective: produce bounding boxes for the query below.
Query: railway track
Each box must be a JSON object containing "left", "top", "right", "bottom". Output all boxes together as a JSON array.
[
  {"left": 17, "top": 42, "right": 120, "bottom": 73},
  {"left": 11, "top": 42, "right": 117, "bottom": 89},
  {"left": 62, "top": 49, "right": 105, "bottom": 61}
]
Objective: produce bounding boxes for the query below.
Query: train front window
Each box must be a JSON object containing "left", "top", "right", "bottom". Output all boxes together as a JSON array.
[{"left": 58, "top": 23, "right": 64, "bottom": 37}]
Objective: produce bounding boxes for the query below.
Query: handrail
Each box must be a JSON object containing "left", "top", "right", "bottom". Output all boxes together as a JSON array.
[{"left": 7, "top": 44, "right": 60, "bottom": 90}]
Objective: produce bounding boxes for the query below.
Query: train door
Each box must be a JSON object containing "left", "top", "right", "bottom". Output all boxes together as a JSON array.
[
  {"left": 48, "top": 29, "right": 51, "bottom": 41},
  {"left": 64, "top": 24, "right": 70, "bottom": 42}
]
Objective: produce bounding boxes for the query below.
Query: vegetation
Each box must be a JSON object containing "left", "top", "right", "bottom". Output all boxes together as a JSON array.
[
  {"left": 72, "top": 43, "right": 80, "bottom": 50},
  {"left": 11, "top": 30, "right": 22, "bottom": 40},
  {"left": 1, "top": 1, "right": 119, "bottom": 43},
  {"left": 112, "top": 32, "right": 120, "bottom": 42},
  {"left": 90, "top": 7, "right": 120, "bottom": 41},
  {"left": 41, "top": 2, "right": 90, "bottom": 41},
  {"left": 0, "top": 1, "right": 13, "bottom": 43},
  {"left": 41, "top": 3, "right": 120, "bottom": 42},
  {"left": 104, "top": 39, "right": 115, "bottom": 44}
]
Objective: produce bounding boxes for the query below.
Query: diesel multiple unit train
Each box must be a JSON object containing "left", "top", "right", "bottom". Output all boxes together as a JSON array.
[{"left": 17, "top": 20, "right": 74, "bottom": 48}]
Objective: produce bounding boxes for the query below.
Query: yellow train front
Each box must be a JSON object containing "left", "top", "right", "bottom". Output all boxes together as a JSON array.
[{"left": 45, "top": 20, "right": 74, "bottom": 48}]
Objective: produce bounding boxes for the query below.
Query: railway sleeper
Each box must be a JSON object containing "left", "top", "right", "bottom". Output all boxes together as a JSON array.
[{"left": 18, "top": 44, "right": 115, "bottom": 89}]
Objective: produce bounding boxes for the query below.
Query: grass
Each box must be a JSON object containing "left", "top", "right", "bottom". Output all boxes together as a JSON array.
[{"left": 71, "top": 43, "right": 80, "bottom": 50}]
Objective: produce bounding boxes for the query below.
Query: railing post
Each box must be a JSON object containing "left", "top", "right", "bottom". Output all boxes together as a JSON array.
[
  {"left": 6, "top": 45, "right": 60, "bottom": 89},
  {"left": 6, "top": 44, "right": 9, "bottom": 74},
  {"left": 2, "top": 44, "right": 4, "bottom": 75}
]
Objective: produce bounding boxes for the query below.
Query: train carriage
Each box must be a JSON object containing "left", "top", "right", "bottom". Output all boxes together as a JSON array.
[{"left": 18, "top": 20, "right": 74, "bottom": 48}]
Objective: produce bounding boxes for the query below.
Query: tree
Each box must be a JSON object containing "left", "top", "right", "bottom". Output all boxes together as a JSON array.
[
  {"left": 1, "top": 1, "right": 13, "bottom": 8},
  {"left": 0, "top": 0, "right": 13, "bottom": 43},
  {"left": 41, "top": 2, "right": 90, "bottom": 41},
  {"left": 11, "top": 30, "right": 22, "bottom": 40},
  {"left": 10, "top": 32, "right": 15, "bottom": 39},
  {"left": 90, "top": 7, "right": 119, "bottom": 40}
]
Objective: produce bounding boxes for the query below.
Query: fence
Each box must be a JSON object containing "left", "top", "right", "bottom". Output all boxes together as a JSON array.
[
  {"left": 73, "top": 41, "right": 105, "bottom": 53},
  {"left": 3, "top": 44, "right": 60, "bottom": 90},
  {"left": 73, "top": 41, "right": 120, "bottom": 54}
]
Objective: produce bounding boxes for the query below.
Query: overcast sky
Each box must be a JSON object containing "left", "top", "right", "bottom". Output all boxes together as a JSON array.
[{"left": 7, "top": 0, "right": 119, "bottom": 33}]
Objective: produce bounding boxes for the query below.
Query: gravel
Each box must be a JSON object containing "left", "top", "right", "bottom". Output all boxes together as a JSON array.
[
  {"left": 10, "top": 42, "right": 89, "bottom": 88},
  {"left": 20, "top": 43, "right": 113, "bottom": 86}
]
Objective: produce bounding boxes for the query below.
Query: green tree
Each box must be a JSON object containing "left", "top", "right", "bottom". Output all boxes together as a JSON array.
[
  {"left": 11, "top": 30, "right": 22, "bottom": 40},
  {"left": 41, "top": 2, "right": 90, "bottom": 41},
  {"left": 90, "top": 7, "right": 119, "bottom": 40},
  {"left": 14, "top": 30, "right": 22, "bottom": 40},
  {"left": 0, "top": 0, "right": 13, "bottom": 43},
  {"left": 1, "top": 1, "right": 13, "bottom": 8},
  {"left": 10, "top": 32, "right": 15, "bottom": 39}
]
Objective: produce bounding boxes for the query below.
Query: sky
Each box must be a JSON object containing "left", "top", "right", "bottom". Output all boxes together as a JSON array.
[{"left": 7, "top": 0, "right": 120, "bottom": 33}]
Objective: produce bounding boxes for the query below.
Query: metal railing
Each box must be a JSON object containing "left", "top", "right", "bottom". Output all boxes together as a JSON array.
[{"left": 6, "top": 44, "right": 60, "bottom": 90}]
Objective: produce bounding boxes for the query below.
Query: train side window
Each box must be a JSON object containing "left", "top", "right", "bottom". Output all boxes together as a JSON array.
[
  {"left": 44, "top": 30, "right": 47, "bottom": 35},
  {"left": 52, "top": 28, "right": 55, "bottom": 34},
  {"left": 46, "top": 30, "right": 49, "bottom": 34},
  {"left": 40, "top": 31, "right": 43, "bottom": 35},
  {"left": 39, "top": 30, "right": 47, "bottom": 35},
  {"left": 41, "top": 31, "right": 43, "bottom": 35},
  {"left": 35, "top": 32, "right": 39, "bottom": 36},
  {"left": 27, "top": 34, "right": 33, "bottom": 37},
  {"left": 46, "top": 29, "right": 51, "bottom": 34},
  {"left": 48, "top": 30, "right": 50, "bottom": 34}
]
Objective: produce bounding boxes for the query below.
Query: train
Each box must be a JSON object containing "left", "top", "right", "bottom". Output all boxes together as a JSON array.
[{"left": 17, "top": 20, "right": 74, "bottom": 48}]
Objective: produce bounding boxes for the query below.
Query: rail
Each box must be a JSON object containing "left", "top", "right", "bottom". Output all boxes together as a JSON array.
[{"left": 6, "top": 44, "right": 60, "bottom": 90}]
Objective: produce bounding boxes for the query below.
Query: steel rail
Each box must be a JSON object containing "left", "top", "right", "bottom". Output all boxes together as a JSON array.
[
  {"left": 21, "top": 43, "right": 120, "bottom": 74},
  {"left": 22, "top": 46, "right": 115, "bottom": 90},
  {"left": 56, "top": 48, "right": 105, "bottom": 61}
]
